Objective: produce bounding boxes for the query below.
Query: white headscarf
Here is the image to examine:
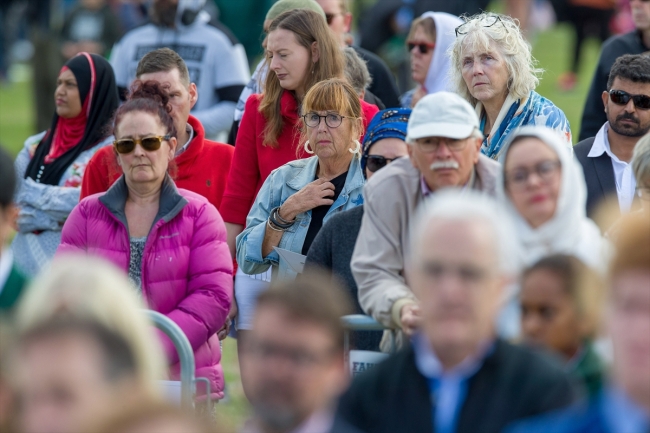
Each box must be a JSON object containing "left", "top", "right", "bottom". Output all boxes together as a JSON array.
[
  {"left": 420, "top": 12, "right": 464, "bottom": 94},
  {"left": 496, "top": 126, "right": 610, "bottom": 270}
]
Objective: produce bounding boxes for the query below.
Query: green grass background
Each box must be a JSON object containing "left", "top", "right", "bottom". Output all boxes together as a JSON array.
[{"left": 0, "top": 22, "right": 601, "bottom": 429}]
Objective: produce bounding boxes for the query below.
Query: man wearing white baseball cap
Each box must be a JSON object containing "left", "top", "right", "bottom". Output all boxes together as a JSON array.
[{"left": 351, "top": 91, "right": 500, "bottom": 347}]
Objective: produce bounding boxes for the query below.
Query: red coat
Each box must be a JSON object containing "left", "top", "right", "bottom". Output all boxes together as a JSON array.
[
  {"left": 220, "top": 91, "right": 379, "bottom": 225},
  {"left": 80, "top": 115, "right": 234, "bottom": 212}
]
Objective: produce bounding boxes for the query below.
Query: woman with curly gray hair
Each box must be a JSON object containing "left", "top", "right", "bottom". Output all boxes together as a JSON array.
[{"left": 449, "top": 12, "right": 572, "bottom": 160}]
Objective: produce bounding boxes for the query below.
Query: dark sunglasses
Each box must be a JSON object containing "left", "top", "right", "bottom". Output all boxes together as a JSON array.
[
  {"left": 366, "top": 155, "right": 399, "bottom": 173},
  {"left": 113, "top": 135, "right": 171, "bottom": 154},
  {"left": 609, "top": 90, "right": 650, "bottom": 110},
  {"left": 407, "top": 40, "right": 436, "bottom": 55}
]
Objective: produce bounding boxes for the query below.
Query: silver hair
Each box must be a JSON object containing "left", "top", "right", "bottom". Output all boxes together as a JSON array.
[
  {"left": 448, "top": 12, "right": 543, "bottom": 106},
  {"left": 343, "top": 47, "right": 372, "bottom": 96},
  {"left": 410, "top": 189, "right": 520, "bottom": 276},
  {"left": 632, "top": 133, "right": 650, "bottom": 187}
]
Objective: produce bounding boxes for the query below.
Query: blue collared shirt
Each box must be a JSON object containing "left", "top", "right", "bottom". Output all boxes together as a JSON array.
[{"left": 413, "top": 333, "right": 493, "bottom": 433}]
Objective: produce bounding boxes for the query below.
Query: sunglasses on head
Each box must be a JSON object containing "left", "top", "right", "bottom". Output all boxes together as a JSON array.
[
  {"left": 609, "top": 90, "right": 650, "bottom": 110},
  {"left": 407, "top": 40, "right": 436, "bottom": 55},
  {"left": 366, "top": 155, "right": 399, "bottom": 173},
  {"left": 455, "top": 14, "right": 509, "bottom": 37},
  {"left": 113, "top": 135, "right": 171, "bottom": 154}
]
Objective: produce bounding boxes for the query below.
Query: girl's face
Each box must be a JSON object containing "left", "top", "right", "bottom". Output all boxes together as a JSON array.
[
  {"left": 267, "top": 28, "right": 315, "bottom": 98},
  {"left": 520, "top": 268, "right": 582, "bottom": 360}
]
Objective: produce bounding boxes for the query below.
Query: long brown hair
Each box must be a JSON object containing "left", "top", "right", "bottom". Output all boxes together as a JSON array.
[{"left": 260, "top": 9, "right": 344, "bottom": 147}]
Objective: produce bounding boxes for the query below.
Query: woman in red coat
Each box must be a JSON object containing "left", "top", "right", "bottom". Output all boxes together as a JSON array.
[
  {"left": 220, "top": 9, "right": 377, "bottom": 398},
  {"left": 222, "top": 9, "right": 378, "bottom": 247}
]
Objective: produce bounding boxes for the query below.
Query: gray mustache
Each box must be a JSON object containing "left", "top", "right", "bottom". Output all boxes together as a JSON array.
[{"left": 430, "top": 160, "right": 460, "bottom": 171}]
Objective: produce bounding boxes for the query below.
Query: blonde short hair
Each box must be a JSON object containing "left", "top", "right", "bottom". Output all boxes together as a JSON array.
[
  {"left": 15, "top": 255, "right": 167, "bottom": 398},
  {"left": 449, "top": 12, "right": 543, "bottom": 106}
]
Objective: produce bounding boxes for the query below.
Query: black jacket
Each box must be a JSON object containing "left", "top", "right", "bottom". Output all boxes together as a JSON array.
[
  {"left": 337, "top": 340, "right": 576, "bottom": 433},
  {"left": 579, "top": 31, "right": 649, "bottom": 141},
  {"left": 574, "top": 137, "right": 617, "bottom": 218}
]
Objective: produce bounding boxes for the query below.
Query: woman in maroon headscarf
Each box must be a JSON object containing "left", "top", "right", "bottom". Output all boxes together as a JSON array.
[{"left": 11, "top": 52, "right": 119, "bottom": 276}]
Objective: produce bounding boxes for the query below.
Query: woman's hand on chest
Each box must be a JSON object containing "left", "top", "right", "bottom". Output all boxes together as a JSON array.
[{"left": 279, "top": 178, "right": 336, "bottom": 221}]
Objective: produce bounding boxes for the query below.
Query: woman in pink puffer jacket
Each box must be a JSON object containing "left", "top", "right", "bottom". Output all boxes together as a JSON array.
[{"left": 57, "top": 80, "right": 232, "bottom": 400}]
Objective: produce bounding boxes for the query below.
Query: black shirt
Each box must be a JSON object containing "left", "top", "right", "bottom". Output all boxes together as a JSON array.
[{"left": 301, "top": 171, "right": 348, "bottom": 255}]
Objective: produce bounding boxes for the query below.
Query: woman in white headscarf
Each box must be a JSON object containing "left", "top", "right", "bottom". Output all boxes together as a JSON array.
[
  {"left": 497, "top": 126, "right": 609, "bottom": 270},
  {"left": 400, "top": 12, "right": 463, "bottom": 108}
]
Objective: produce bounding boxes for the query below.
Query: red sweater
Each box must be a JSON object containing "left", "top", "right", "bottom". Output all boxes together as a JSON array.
[
  {"left": 80, "top": 115, "right": 234, "bottom": 212},
  {"left": 220, "top": 91, "right": 379, "bottom": 225}
]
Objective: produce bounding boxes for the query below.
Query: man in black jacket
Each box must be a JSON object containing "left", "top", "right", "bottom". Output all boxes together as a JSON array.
[
  {"left": 578, "top": 0, "right": 650, "bottom": 141},
  {"left": 575, "top": 54, "right": 650, "bottom": 217},
  {"left": 337, "top": 192, "right": 576, "bottom": 433}
]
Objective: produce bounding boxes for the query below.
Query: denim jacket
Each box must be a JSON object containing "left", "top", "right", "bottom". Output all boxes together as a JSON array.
[{"left": 237, "top": 155, "right": 365, "bottom": 281}]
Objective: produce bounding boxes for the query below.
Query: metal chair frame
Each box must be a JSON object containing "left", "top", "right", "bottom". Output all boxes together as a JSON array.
[{"left": 145, "top": 310, "right": 211, "bottom": 413}]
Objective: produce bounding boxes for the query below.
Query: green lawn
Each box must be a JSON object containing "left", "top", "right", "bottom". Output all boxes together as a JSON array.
[
  {"left": 0, "top": 21, "right": 601, "bottom": 430},
  {"left": 0, "top": 74, "right": 33, "bottom": 156}
]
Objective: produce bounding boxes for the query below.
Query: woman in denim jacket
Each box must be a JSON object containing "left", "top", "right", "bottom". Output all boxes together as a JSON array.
[{"left": 237, "top": 79, "right": 366, "bottom": 282}]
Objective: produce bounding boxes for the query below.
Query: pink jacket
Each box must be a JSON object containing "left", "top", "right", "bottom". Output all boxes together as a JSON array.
[{"left": 57, "top": 176, "right": 233, "bottom": 399}]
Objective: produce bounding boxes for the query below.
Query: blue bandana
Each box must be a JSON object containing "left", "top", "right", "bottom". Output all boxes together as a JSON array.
[{"left": 361, "top": 108, "right": 411, "bottom": 172}]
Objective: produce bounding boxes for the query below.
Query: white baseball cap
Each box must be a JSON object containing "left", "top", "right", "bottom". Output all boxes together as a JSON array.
[{"left": 406, "top": 91, "right": 480, "bottom": 143}]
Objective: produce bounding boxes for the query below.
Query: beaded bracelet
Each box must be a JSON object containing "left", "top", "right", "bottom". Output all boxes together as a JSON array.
[
  {"left": 275, "top": 206, "right": 295, "bottom": 225},
  {"left": 269, "top": 206, "right": 295, "bottom": 229}
]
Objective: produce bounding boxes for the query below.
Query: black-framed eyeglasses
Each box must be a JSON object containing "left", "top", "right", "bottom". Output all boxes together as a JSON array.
[
  {"left": 303, "top": 112, "right": 351, "bottom": 128},
  {"left": 113, "top": 134, "right": 171, "bottom": 154},
  {"left": 365, "top": 155, "right": 400, "bottom": 173},
  {"left": 609, "top": 90, "right": 650, "bottom": 110},
  {"left": 455, "top": 14, "right": 509, "bottom": 37},
  {"left": 505, "top": 160, "right": 561, "bottom": 189}
]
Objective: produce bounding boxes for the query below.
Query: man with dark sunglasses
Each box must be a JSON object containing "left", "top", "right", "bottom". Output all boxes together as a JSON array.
[
  {"left": 575, "top": 54, "right": 650, "bottom": 217},
  {"left": 579, "top": 0, "right": 650, "bottom": 141}
]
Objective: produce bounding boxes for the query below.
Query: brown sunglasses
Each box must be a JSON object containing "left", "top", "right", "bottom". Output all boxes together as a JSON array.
[{"left": 113, "top": 135, "right": 171, "bottom": 154}]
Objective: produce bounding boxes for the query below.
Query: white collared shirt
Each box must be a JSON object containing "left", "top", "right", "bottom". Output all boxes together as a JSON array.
[
  {"left": 175, "top": 124, "right": 194, "bottom": 156},
  {"left": 589, "top": 123, "right": 637, "bottom": 212},
  {"left": 0, "top": 249, "right": 13, "bottom": 297}
]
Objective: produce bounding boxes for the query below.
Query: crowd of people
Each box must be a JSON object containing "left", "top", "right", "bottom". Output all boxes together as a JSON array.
[{"left": 1, "top": 0, "right": 650, "bottom": 432}]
